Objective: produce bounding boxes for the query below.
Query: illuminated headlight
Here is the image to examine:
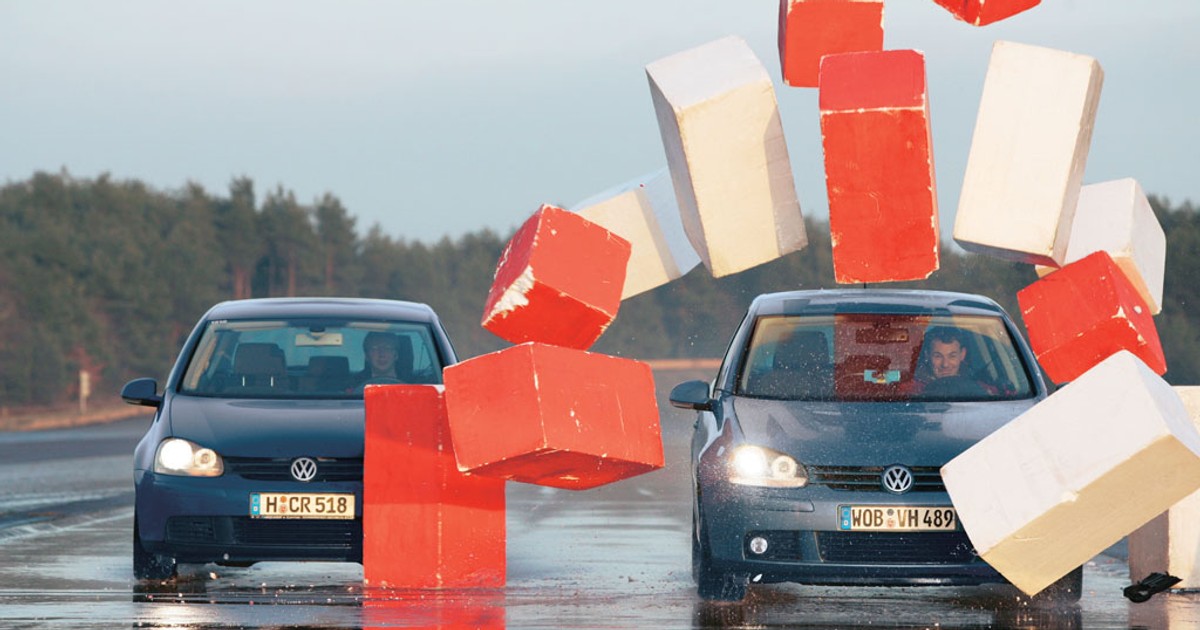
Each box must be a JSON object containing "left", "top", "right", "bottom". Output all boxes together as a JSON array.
[
  {"left": 728, "top": 445, "right": 807, "bottom": 488},
  {"left": 154, "top": 438, "right": 224, "bottom": 477}
]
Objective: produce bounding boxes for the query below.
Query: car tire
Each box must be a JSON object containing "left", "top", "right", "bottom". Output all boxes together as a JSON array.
[
  {"left": 133, "top": 512, "right": 177, "bottom": 581},
  {"left": 1026, "top": 566, "right": 1083, "bottom": 604},
  {"left": 692, "top": 508, "right": 748, "bottom": 602}
]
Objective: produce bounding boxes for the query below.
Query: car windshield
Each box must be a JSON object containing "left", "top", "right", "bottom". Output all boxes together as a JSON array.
[
  {"left": 737, "top": 313, "right": 1035, "bottom": 402},
  {"left": 178, "top": 318, "right": 445, "bottom": 399}
]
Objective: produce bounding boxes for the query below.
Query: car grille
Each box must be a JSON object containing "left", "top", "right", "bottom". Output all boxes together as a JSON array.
[
  {"left": 816, "top": 531, "right": 976, "bottom": 564},
  {"left": 166, "top": 516, "right": 360, "bottom": 549},
  {"left": 807, "top": 465, "right": 945, "bottom": 492},
  {"left": 224, "top": 457, "right": 363, "bottom": 482}
]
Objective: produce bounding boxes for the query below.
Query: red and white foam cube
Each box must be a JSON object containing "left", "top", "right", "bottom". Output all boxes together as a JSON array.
[
  {"left": 363, "top": 385, "right": 506, "bottom": 589},
  {"left": 443, "top": 343, "right": 664, "bottom": 490},
  {"left": 932, "top": 0, "right": 1040, "bottom": 26},
  {"left": 1035, "top": 178, "right": 1166, "bottom": 314},
  {"left": 819, "top": 49, "right": 940, "bottom": 284},
  {"left": 1018, "top": 250, "right": 1166, "bottom": 384},
  {"left": 953, "top": 41, "right": 1104, "bottom": 265},
  {"left": 481, "top": 205, "right": 631, "bottom": 350},
  {"left": 573, "top": 169, "right": 700, "bottom": 299},
  {"left": 646, "top": 36, "right": 808, "bottom": 278},
  {"left": 943, "top": 351, "right": 1200, "bottom": 596},
  {"left": 777, "top": 0, "right": 884, "bottom": 88},
  {"left": 1129, "top": 387, "right": 1200, "bottom": 590}
]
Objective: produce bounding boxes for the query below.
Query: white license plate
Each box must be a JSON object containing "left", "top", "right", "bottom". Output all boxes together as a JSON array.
[
  {"left": 838, "top": 505, "right": 956, "bottom": 531},
  {"left": 250, "top": 493, "right": 355, "bottom": 520}
]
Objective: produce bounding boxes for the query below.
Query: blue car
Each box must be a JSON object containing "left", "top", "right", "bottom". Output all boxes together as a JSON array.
[
  {"left": 670, "top": 289, "right": 1083, "bottom": 602},
  {"left": 122, "top": 298, "right": 457, "bottom": 580}
]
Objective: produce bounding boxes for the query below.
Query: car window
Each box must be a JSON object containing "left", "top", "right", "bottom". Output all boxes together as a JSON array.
[
  {"left": 178, "top": 318, "right": 444, "bottom": 399},
  {"left": 738, "top": 313, "right": 1034, "bottom": 402}
]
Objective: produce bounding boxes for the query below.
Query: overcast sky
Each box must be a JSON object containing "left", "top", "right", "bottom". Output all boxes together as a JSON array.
[{"left": 3, "top": 1, "right": 1197, "bottom": 243}]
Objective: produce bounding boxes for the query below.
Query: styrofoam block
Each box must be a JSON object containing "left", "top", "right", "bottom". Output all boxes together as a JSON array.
[
  {"left": 481, "top": 204, "right": 631, "bottom": 350},
  {"left": 363, "top": 385, "right": 505, "bottom": 589},
  {"left": 646, "top": 35, "right": 808, "bottom": 278},
  {"left": 819, "top": 49, "right": 939, "bottom": 284},
  {"left": 1129, "top": 386, "right": 1200, "bottom": 590},
  {"left": 1018, "top": 250, "right": 1166, "bottom": 384},
  {"left": 1034, "top": 178, "right": 1166, "bottom": 314},
  {"left": 952, "top": 41, "right": 1104, "bottom": 265},
  {"left": 932, "top": 0, "right": 1040, "bottom": 26},
  {"left": 778, "top": 0, "right": 884, "bottom": 88},
  {"left": 572, "top": 169, "right": 700, "bottom": 299},
  {"left": 444, "top": 342, "right": 664, "bottom": 490},
  {"left": 942, "top": 351, "right": 1200, "bottom": 596}
]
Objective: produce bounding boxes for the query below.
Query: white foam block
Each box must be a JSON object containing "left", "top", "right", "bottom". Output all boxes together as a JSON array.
[
  {"left": 1034, "top": 178, "right": 1166, "bottom": 314},
  {"left": 942, "top": 351, "right": 1200, "bottom": 595},
  {"left": 953, "top": 41, "right": 1104, "bottom": 266},
  {"left": 1129, "top": 386, "right": 1200, "bottom": 589},
  {"left": 572, "top": 169, "right": 701, "bottom": 299},
  {"left": 646, "top": 36, "right": 807, "bottom": 278}
]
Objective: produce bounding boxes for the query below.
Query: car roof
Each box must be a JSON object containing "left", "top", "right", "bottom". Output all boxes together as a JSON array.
[
  {"left": 748, "top": 289, "right": 1009, "bottom": 318},
  {"left": 200, "top": 297, "right": 440, "bottom": 323}
]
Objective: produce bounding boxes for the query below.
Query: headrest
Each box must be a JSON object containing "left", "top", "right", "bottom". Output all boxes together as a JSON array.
[{"left": 233, "top": 343, "right": 286, "bottom": 376}]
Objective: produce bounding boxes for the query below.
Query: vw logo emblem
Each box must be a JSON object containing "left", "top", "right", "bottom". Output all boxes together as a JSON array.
[
  {"left": 882, "top": 465, "right": 914, "bottom": 494},
  {"left": 291, "top": 457, "right": 318, "bottom": 482}
]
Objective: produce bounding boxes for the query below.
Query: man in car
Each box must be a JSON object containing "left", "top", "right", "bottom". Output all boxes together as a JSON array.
[
  {"left": 927, "top": 326, "right": 969, "bottom": 380},
  {"left": 917, "top": 326, "right": 995, "bottom": 397},
  {"left": 356, "top": 331, "right": 404, "bottom": 385}
]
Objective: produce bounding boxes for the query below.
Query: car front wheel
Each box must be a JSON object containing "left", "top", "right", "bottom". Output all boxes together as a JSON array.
[
  {"left": 133, "top": 512, "right": 177, "bottom": 581},
  {"left": 692, "top": 507, "right": 748, "bottom": 602}
]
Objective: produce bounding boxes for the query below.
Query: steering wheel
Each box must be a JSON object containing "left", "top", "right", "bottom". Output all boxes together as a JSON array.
[
  {"left": 363, "top": 377, "right": 404, "bottom": 385},
  {"left": 922, "top": 376, "right": 989, "bottom": 398}
]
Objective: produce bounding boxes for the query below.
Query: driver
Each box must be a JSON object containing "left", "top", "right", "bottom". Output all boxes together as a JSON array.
[
  {"left": 359, "top": 331, "right": 402, "bottom": 383},
  {"left": 915, "top": 327, "right": 996, "bottom": 396},
  {"left": 927, "top": 327, "right": 968, "bottom": 380}
]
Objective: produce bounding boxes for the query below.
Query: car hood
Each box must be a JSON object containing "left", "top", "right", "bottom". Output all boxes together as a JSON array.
[
  {"left": 166, "top": 395, "right": 365, "bottom": 458},
  {"left": 729, "top": 396, "right": 1039, "bottom": 467}
]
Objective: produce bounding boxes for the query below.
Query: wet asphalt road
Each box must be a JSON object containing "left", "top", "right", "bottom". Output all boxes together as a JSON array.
[{"left": 2, "top": 373, "right": 1199, "bottom": 628}]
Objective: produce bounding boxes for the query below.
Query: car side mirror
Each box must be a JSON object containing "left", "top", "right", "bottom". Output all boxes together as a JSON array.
[
  {"left": 669, "top": 380, "right": 713, "bottom": 412},
  {"left": 121, "top": 378, "right": 163, "bottom": 408}
]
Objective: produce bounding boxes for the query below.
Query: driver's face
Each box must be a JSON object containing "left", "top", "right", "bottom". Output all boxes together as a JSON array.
[
  {"left": 366, "top": 342, "right": 397, "bottom": 372},
  {"left": 930, "top": 340, "right": 966, "bottom": 378}
]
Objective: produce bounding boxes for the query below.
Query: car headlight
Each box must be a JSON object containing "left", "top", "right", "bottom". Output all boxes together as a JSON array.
[
  {"left": 728, "top": 445, "right": 807, "bottom": 488},
  {"left": 154, "top": 438, "right": 224, "bottom": 477}
]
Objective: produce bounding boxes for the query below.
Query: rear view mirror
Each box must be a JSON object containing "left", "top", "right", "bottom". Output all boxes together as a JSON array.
[
  {"left": 670, "top": 380, "right": 713, "bottom": 412},
  {"left": 121, "top": 378, "right": 163, "bottom": 408}
]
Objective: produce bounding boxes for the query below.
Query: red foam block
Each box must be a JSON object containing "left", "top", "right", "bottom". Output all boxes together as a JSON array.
[
  {"left": 444, "top": 343, "right": 664, "bottom": 490},
  {"left": 481, "top": 205, "right": 630, "bottom": 350},
  {"left": 1018, "top": 251, "right": 1166, "bottom": 384},
  {"left": 932, "top": 0, "right": 1040, "bottom": 26},
  {"left": 778, "top": 0, "right": 884, "bottom": 88},
  {"left": 819, "top": 50, "right": 939, "bottom": 284},
  {"left": 363, "top": 385, "right": 505, "bottom": 589}
]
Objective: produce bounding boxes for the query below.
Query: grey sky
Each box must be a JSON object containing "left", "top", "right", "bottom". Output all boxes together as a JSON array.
[{"left": 2, "top": 1, "right": 1197, "bottom": 243}]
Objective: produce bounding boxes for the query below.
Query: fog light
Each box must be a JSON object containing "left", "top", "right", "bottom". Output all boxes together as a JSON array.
[{"left": 749, "top": 536, "right": 769, "bottom": 555}]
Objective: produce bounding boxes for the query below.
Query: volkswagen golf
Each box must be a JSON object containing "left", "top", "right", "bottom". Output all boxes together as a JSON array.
[
  {"left": 670, "top": 289, "right": 1083, "bottom": 602},
  {"left": 122, "top": 298, "right": 456, "bottom": 580}
]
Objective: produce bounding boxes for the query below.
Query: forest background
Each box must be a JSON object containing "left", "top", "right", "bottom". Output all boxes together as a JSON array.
[{"left": 2, "top": 171, "right": 1197, "bottom": 409}]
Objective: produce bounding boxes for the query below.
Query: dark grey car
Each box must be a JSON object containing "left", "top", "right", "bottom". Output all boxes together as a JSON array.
[
  {"left": 122, "top": 298, "right": 456, "bottom": 580},
  {"left": 670, "top": 289, "right": 1082, "bottom": 602}
]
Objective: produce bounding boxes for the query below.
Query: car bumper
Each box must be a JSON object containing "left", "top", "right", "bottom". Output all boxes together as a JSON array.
[
  {"left": 700, "top": 483, "right": 1006, "bottom": 587},
  {"left": 135, "top": 469, "right": 362, "bottom": 564}
]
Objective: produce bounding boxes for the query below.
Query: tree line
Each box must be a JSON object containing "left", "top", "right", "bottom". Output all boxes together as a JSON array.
[{"left": 1, "top": 171, "right": 1197, "bottom": 408}]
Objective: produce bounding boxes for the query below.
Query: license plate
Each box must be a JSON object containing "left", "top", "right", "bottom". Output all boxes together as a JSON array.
[
  {"left": 250, "top": 493, "right": 355, "bottom": 520},
  {"left": 838, "top": 505, "right": 956, "bottom": 531}
]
